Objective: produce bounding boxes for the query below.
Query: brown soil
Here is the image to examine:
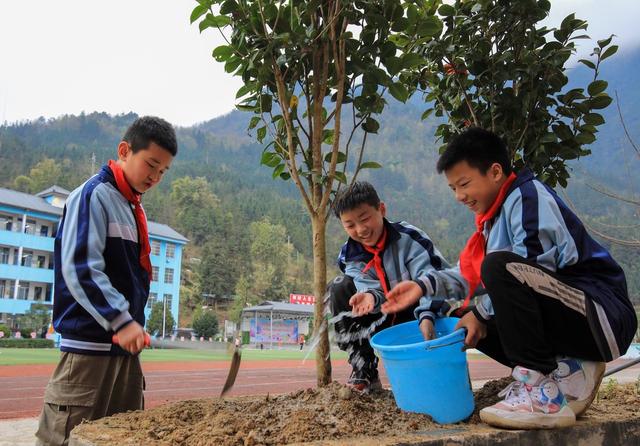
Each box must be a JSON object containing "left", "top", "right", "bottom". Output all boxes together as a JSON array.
[{"left": 72, "top": 379, "right": 640, "bottom": 446}]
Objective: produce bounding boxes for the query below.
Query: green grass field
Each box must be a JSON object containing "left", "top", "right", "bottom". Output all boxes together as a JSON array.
[{"left": 0, "top": 347, "right": 348, "bottom": 366}]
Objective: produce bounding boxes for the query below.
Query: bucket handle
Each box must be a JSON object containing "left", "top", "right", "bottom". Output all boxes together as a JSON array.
[{"left": 424, "top": 328, "right": 466, "bottom": 351}]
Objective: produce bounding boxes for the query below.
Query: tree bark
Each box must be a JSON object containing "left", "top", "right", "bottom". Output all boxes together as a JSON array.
[{"left": 311, "top": 213, "right": 332, "bottom": 386}]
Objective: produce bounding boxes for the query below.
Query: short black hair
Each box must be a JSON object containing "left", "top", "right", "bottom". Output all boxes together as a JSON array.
[
  {"left": 332, "top": 181, "right": 381, "bottom": 218},
  {"left": 436, "top": 128, "right": 512, "bottom": 176},
  {"left": 123, "top": 116, "right": 178, "bottom": 156}
]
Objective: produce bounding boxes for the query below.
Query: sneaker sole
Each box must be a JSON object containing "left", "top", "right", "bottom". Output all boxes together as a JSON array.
[
  {"left": 480, "top": 406, "right": 576, "bottom": 430},
  {"left": 568, "top": 361, "right": 606, "bottom": 417}
]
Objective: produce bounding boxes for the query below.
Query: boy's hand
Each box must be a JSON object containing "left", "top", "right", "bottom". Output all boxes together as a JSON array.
[
  {"left": 454, "top": 311, "right": 487, "bottom": 350},
  {"left": 419, "top": 318, "right": 435, "bottom": 340},
  {"left": 115, "top": 321, "right": 147, "bottom": 354},
  {"left": 349, "top": 292, "right": 375, "bottom": 317},
  {"left": 381, "top": 281, "right": 422, "bottom": 314}
]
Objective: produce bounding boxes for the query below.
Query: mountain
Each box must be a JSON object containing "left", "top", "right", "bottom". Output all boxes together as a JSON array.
[{"left": 0, "top": 49, "right": 638, "bottom": 302}]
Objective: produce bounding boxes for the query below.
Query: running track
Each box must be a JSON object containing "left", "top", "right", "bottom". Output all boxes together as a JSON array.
[{"left": 0, "top": 357, "right": 636, "bottom": 420}]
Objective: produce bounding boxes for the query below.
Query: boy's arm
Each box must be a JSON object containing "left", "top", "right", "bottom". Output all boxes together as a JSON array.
[
  {"left": 59, "top": 189, "right": 133, "bottom": 332},
  {"left": 401, "top": 232, "right": 469, "bottom": 322},
  {"left": 343, "top": 260, "right": 386, "bottom": 312}
]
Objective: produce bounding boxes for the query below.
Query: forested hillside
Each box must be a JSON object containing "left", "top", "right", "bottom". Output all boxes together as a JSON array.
[{"left": 1, "top": 50, "right": 638, "bottom": 321}]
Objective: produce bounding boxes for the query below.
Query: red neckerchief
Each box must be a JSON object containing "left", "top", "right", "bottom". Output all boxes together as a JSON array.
[
  {"left": 362, "top": 227, "right": 389, "bottom": 295},
  {"left": 108, "top": 160, "right": 152, "bottom": 282},
  {"left": 459, "top": 172, "right": 517, "bottom": 309}
]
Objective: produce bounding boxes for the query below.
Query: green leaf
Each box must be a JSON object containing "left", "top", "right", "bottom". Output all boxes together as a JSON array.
[
  {"left": 578, "top": 59, "right": 596, "bottom": 69},
  {"left": 324, "top": 151, "right": 347, "bottom": 163},
  {"left": 417, "top": 16, "right": 443, "bottom": 38},
  {"left": 212, "top": 45, "right": 234, "bottom": 62},
  {"left": 589, "top": 95, "right": 613, "bottom": 110},
  {"left": 333, "top": 171, "right": 347, "bottom": 184},
  {"left": 248, "top": 116, "right": 260, "bottom": 130},
  {"left": 597, "top": 36, "right": 613, "bottom": 48},
  {"left": 401, "top": 53, "right": 425, "bottom": 69},
  {"left": 575, "top": 132, "right": 596, "bottom": 145},
  {"left": 587, "top": 80, "right": 608, "bottom": 96},
  {"left": 583, "top": 113, "right": 605, "bottom": 126},
  {"left": 257, "top": 126, "right": 267, "bottom": 142},
  {"left": 272, "top": 163, "right": 285, "bottom": 179},
  {"left": 421, "top": 108, "right": 434, "bottom": 121},
  {"left": 190, "top": 5, "right": 208, "bottom": 24},
  {"left": 322, "top": 129, "right": 335, "bottom": 145},
  {"left": 553, "top": 124, "right": 573, "bottom": 141},
  {"left": 388, "top": 82, "right": 409, "bottom": 103},
  {"left": 362, "top": 118, "right": 380, "bottom": 133},
  {"left": 280, "top": 172, "right": 291, "bottom": 180},
  {"left": 600, "top": 45, "right": 618, "bottom": 60},
  {"left": 260, "top": 95, "right": 272, "bottom": 113},
  {"left": 360, "top": 161, "right": 382, "bottom": 169},
  {"left": 260, "top": 151, "right": 277, "bottom": 166},
  {"left": 438, "top": 4, "right": 455, "bottom": 16}
]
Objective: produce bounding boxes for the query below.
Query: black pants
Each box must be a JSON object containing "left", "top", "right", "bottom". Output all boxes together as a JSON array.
[
  {"left": 328, "top": 275, "right": 417, "bottom": 373},
  {"left": 475, "top": 251, "right": 606, "bottom": 375}
]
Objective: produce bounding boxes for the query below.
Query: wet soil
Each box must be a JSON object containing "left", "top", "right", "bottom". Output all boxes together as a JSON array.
[{"left": 72, "top": 378, "right": 640, "bottom": 446}]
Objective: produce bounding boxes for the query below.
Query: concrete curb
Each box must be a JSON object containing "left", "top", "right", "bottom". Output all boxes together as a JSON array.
[{"left": 70, "top": 418, "right": 640, "bottom": 445}]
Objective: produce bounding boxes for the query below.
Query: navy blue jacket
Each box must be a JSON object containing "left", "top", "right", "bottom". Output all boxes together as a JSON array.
[{"left": 53, "top": 165, "right": 150, "bottom": 355}]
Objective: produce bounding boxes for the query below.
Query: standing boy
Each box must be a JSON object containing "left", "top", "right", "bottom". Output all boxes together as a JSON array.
[
  {"left": 383, "top": 128, "right": 637, "bottom": 429},
  {"left": 36, "top": 116, "right": 177, "bottom": 445},
  {"left": 329, "top": 181, "right": 467, "bottom": 392}
]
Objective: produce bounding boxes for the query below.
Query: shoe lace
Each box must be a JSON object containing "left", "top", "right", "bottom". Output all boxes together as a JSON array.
[{"left": 498, "top": 381, "right": 534, "bottom": 412}]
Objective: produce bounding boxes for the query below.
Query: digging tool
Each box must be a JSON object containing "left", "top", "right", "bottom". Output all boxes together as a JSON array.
[
  {"left": 604, "top": 357, "right": 640, "bottom": 378},
  {"left": 220, "top": 347, "right": 242, "bottom": 397}
]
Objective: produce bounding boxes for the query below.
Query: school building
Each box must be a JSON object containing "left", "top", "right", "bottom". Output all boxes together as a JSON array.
[
  {"left": 0, "top": 185, "right": 187, "bottom": 329},
  {"left": 241, "top": 301, "right": 314, "bottom": 347}
]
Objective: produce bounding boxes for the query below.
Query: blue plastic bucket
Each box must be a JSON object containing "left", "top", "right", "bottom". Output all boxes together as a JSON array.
[{"left": 370, "top": 317, "right": 474, "bottom": 424}]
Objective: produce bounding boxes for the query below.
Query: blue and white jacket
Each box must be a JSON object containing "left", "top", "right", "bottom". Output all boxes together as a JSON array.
[
  {"left": 53, "top": 165, "right": 150, "bottom": 355},
  {"left": 416, "top": 168, "right": 636, "bottom": 361},
  {"left": 338, "top": 219, "right": 467, "bottom": 322}
]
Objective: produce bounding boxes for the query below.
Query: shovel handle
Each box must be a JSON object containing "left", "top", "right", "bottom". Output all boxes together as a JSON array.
[{"left": 112, "top": 332, "right": 151, "bottom": 347}]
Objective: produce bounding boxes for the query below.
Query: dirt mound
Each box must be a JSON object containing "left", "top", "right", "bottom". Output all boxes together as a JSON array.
[{"left": 72, "top": 379, "right": 640, "bottom": 445}]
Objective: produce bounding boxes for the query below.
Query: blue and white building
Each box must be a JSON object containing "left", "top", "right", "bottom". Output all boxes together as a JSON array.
[{"left": 0, "top": 185, "right": 187, "bottom": 328}]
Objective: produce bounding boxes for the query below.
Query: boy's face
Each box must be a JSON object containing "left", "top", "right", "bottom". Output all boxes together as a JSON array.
[
  {"left": 445, "top": 160, "right": 505, "bottom": 215},
  {"left": 339, "top": 202, "right": 386, "bottom": 247},
  {"left": 117, "top": 141, "right": 173, "bottom": 193}
]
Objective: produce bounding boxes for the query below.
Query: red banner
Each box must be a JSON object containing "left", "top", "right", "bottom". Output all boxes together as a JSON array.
[{"left": 289, "top": 293, "right": 315, "bottom": 305}]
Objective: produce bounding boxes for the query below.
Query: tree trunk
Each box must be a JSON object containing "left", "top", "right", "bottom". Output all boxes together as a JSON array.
[{"left": 311, "top": 213, "right": 332, "bottom": 386}]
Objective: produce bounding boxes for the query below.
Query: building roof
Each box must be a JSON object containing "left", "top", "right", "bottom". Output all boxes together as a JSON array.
[
  {"left": 0, "top": 186, "right": 187, "bottom": 243},
  {"left": 147, "top": 221, "right": 188, "bottom": 243},
  {"left": 35, "top": 185, "right": 71, "bottom": 198},
  {"left": 0, "top": 187, "right": 63, "bottom": 216},
  {"left": 243, "top": 301, "right": 315, "bottom": 315}
]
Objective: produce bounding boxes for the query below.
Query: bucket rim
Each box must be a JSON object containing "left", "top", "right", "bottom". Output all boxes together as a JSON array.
[{"left": 370, "top": 320, "right": 466, "bottom": 352}]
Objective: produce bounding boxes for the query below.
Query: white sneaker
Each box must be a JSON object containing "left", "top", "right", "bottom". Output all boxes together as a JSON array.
[
  {"left": 480, "top": 366, "right": 576, "bottom": 429},
  {"left": 553, "top": 358, "right": 605, "bottom": 417}
]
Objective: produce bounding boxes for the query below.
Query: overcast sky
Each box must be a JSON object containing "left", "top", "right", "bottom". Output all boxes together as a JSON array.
[{"left": 0, "top": 0, "right": 638, "bottom": 127}]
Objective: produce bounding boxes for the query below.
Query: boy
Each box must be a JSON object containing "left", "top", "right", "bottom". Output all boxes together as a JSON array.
[
  {"left": 329, "top": 181, "right": 466, "bottom": 392},
  {"left": 36, "top": 116, "right": 177, "bottom": 445},
  {"left": 383, "top": 128, "right": 637, "bottom": 429}
]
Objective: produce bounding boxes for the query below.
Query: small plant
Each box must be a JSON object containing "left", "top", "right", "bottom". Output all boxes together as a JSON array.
[{"left": 599, "top": 377, "right": 619, "bottom": 400}]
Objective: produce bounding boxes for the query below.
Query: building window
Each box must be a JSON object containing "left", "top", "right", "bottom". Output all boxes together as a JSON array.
[
  {"left": 147, "top": 292, "right": 158, "bottom": 309},
  {"left": 0, "top": 215, "right": 12, "bottom": 231},
  {"left": 163, "top": 293, "right": 173, "bottom": 309},
  {"left": 40, "top": 225, "right": 49, "bottom": 237},
  {"left": 17, "top": 282, "right": 30, "bottom": 300},
  {"left": 152, "top": 266, "right": 159, "bottom": 282},
  {"left": 0, "top": 280, "right": 7, "bottom": 298},
  {"left": 37, "top": 255, "right": 46, "bottom": 269},
  {"left": 21, "top": 251, "right": 33, "bottom": 267},
  {"left": 166, "top": 243, "right": 175, "bottom": 259},
  {"left": 34, "top": 287, "right": 43, "bottom": 301},
  {"left": 164, "top": 268, "right": 174, "bottom": 284},
  {"left": 0, "top": 247, "right": 9, "bottom": 264},
  {"left": 151, "top": 240, "right": 161, "bottom": 256},
  {"left": 18, "top": 218, "right": 37, "bottom": 235}
]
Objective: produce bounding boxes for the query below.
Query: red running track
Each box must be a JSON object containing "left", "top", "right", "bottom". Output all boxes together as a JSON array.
[{"left": 0, "top": 357, "right": 636, "bottom": 420}]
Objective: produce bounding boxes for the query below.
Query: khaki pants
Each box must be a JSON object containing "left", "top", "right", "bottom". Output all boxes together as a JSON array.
[{"left": 35, "top": 352, "right": 145, "bottom": 446}]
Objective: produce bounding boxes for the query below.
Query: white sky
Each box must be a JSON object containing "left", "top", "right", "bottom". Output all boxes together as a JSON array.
[{"left": 0, "top": 0, "right": 638, "bottom": 127}]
